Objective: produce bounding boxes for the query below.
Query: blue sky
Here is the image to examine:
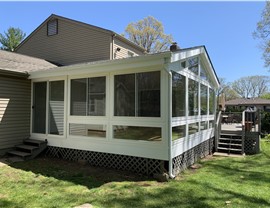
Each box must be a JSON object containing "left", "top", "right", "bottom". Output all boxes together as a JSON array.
[{"left": 0, "top": 1, "right": 268, "bottom": 83}]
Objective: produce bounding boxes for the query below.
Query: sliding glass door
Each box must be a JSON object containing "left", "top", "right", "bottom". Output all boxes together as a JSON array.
[{"left": 32, "top": 80, "right": 65, "bottom": 136}]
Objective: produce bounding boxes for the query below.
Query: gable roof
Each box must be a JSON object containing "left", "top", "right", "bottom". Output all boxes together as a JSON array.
[
  {"left": 0, "top": 50, "right": 57, "bottom": 77},
  {"left": 15, "top": 14, "right": 146, "bottom": 53},
  {"left": 225, "top": 98, "right": 270, "bottom": 106}
]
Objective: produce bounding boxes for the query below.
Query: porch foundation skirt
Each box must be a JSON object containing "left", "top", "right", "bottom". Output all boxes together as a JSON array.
[{"left": 45, "top": 138, "right": 214, "bottom": 177}]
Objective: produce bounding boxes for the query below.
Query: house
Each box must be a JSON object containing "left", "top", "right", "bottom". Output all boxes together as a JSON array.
[
  {"left": 1, "top": 14, "right": 219, "bottom": 177},
  {"left": 15, "top": 14, "right": 145, "bottom": 66},
  {"left": 225, "top": 98, "right": 270, "bottom": 112},
  {"left": 0, "top": 50, "right": 56, "bottom": 154}
]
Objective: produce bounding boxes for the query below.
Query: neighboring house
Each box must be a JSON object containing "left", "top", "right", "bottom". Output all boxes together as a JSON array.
[
  {"left": 0, "top": 50, "right": 56, "bottom": 154},
  {"left": 15, "top": 14, "right": 145, "bottom": 66},
  {"left": 225, "top": 98, "right": 270, "bottom": 112},
  {"left": 0, "top": 15, "right": 219, "bottom": 177}
]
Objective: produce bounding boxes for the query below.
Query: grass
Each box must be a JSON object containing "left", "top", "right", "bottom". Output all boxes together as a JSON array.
[{"left": 1, "top": 140, "right": 270, "bottom": 208}]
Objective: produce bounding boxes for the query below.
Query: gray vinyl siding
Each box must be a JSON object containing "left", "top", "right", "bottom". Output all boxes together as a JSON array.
[
  {"left": 16, "top": 18, "right": 111, "bottom": 66},
  {"left": 0, "top": 76, "right": 31, "bottom": 150},
  {"left": 113, "top": 38, "right": 144, "bottom": 59}
]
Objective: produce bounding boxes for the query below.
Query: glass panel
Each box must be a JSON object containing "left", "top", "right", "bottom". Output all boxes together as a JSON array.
[
  {"left": 200, "top": 62, "right": 208, "bottom": 81},
  {"left": 209, "top": 120, "right": 214, "bottom": 128},
  {"left": 181, "top": 61, "right": 186, "bottom": 69},
  {"left": 188, "top": 122, "right": 199, "bottom": 135},
  {"left": 209, "top": 88, "right": 215, "bottom": 114},
  {"left": 201, "top": 84, "right": 208, "bottom": 115},
  {"left": 188, "top": 79, "right": 198, "bottom": 116},
  {"left": 114, "top": 74, "right": 135, "bottom": 116},
  {"left": 69, "top": 124, "right": 106, "bottom": 138},
  {"left": 172, "top": 125, "right": 186, "bottom": 141},
  {"left": 88, "top": 77, "right": 106, "bottom": 116},
  {"left": 114, "top": 71, "right": 161, "bottom": 117},
  {"left": 113, "top": 126, "right": 161, "bottom": 141},
  {"left": 188, "top": 57, "right": 199, "bottom": 75},
  {"left": 33, "top": 82, "right": 47, "bottom": 134},
  {"left": 172, "top": 71, "right": 186, "bottom": 117},
  {"left": 49, "top": 81, "right": 64, "bottom": 135},
  {"left": 200, "top": 121, "right": 208, "bottom": 131},
  {"left": 71, "top": 79, "right": 87, "bottom": 115},
  {"left": 137, "top": 71, "right": 160, "bottom": 117}
]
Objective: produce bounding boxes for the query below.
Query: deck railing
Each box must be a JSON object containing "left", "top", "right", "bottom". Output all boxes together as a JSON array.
[{"left": 215, "top": 111, "right": 222, "bottom": 152}]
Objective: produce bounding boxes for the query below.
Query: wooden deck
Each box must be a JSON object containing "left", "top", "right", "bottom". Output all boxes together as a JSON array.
[
  {"left": 221, "top": 123, "right": 259, "bottom": 133},
  {"left": 221, "top": 123, "right": 243, "bottom": 132}
]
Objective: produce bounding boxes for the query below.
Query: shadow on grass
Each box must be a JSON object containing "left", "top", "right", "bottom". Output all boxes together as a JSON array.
[
  {"left": 0, "top": 199, "right": 22, "bottom": 208},
  {"left": 9, "top": 156, "right": 151, "bottom": 190},
  {"left": 186, "top": 179, "right": 270, "bottom": 207}
]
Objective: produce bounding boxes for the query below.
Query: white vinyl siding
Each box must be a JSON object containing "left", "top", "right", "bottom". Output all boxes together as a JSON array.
[{"left": 113, "top": 38, "right": 144, "bottom": 59}]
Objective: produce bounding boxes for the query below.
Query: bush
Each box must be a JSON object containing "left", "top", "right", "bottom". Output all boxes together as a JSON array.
[{"left": 261, "top": 112, "right": 270, "bottom": 134}]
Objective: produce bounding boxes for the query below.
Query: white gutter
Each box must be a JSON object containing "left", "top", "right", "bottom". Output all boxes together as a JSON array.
[{"left": 164, "top": 57, "right": 175, "bottom": 179}]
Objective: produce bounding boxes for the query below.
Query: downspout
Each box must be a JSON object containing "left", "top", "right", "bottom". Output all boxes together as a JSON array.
[
  {"left": 164, "top": 58, "right": 175, "bottom": 179},
  {"left": 111, "top": 33, "right": 116, "bottom": 60}
]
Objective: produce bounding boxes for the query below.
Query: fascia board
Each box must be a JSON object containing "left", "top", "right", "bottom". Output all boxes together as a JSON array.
[{"left": 29, "top": 53, "right": 171, "bottom": 79}]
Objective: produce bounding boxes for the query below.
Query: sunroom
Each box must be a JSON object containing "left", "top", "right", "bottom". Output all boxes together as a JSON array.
[{"left": 29, "top": 45, "right": 219, "bottom": 177}]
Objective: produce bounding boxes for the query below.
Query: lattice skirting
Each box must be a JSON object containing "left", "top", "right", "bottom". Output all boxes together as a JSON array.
[
  {"left": 244, "top": 132, "right": 260, "bottom": 155},
  {"left": 46, "top": 146, "right": 165, "bottom": 176},
  {"left": 172, "top": 138, "right": 214, "bottom": 176}
]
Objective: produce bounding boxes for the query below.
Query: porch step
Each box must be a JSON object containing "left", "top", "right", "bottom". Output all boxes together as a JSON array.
[
  {"left": 220, "top": 133, "right": 242, "bottom": 136},
  {"left": 217, "top": 147, "right": 242, "bottom": 152},
  {"left": 218, "top": 142, "right": 242, "bottom": 146},
  {"left": 8, "top": 150, "right": 32, "bottom": 158},
  {"left": 217, "top": 132, "right": 243, "bottom": 155},
  {"left": 7, "top": 139, "right": 47, "bottom": 161},
  {"left": 16, "top": 144, "right": 38, "bottom": 152},
  {"left": 24, "top": 139, "right": 47, "bottom": 146},
  {"left": 219, "top": 138, "right": 242, "bottom": 142}
]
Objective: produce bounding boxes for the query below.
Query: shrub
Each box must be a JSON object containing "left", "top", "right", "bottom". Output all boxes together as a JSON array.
[{"left": 261, "top": 112, "right": 270, "bottom": 134}]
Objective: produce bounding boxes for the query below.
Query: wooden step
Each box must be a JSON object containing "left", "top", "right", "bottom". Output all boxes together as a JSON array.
[
  {"left": 220, "top": 133, "right": 242, "bottom": 137},
  {"left": 16, "top": 144, "right": 38, "bottom": 151},
  {"left": 218, "top": 147, "right": 242, "bottom": 152},
  {"left": 24, "top": 139, "right": 47, "bottom": 146},
  {"left": 218, "top": 143, "right": 242, "bottom": 146},
  {"left": 8, "top": 150, "right": 31, "bottom": 157},
  {"left": 219, "top": 138, "right": 242, "bottom": 142}
]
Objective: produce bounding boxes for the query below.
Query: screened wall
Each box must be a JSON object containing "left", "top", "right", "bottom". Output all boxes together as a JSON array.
[{"left": 171, "top": 55, "right": 216, "bottom": 142}]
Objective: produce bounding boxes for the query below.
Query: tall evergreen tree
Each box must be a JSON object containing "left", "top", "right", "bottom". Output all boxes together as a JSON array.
[{"left": 0, "top": 27, "right": 26, "bottom": 51}]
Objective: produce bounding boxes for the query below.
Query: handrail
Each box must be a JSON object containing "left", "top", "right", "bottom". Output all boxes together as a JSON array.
[
  {"left": 241, "top": 110, "right": 245, "bottom": 155},
  {"left": 215, "top": 111, "right": 222, "bottom": 152}
]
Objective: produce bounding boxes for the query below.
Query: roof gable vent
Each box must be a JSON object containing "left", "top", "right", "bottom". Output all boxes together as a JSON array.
[{"left": 47, "top": 19, "right": 58, "bottom": 36}]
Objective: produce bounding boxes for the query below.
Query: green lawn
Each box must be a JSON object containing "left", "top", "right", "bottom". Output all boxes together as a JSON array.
[{"left": 1, "top": 140, "right": 270, "bottom": 208}]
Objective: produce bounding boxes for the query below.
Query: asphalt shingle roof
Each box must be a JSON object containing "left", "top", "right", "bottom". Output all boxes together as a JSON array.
[
  {"left": 0, "top": 50, "right": 57, "bottom": 74},
  {"left": 225, "top": 98, "right": 270, "bottom": 106}
]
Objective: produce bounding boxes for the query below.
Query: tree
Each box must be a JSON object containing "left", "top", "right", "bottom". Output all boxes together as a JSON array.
[
  {"left": 231, "top": 75, "right": 269, "bottom": 98},
  {"left": 253, "top": 1, "right": 270, "bottom": 68},
  {"left": 260, "top": 92, "right": 270, "bottom": 99},
  {"left": 124, "top": 16, "right": 173, "bottom": 53},
  {"left": 0, "top": 27, "right": 26, "bottom": 51},
  {"left": 218, "top": 77, "right": 239, "bottom": 101}
]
